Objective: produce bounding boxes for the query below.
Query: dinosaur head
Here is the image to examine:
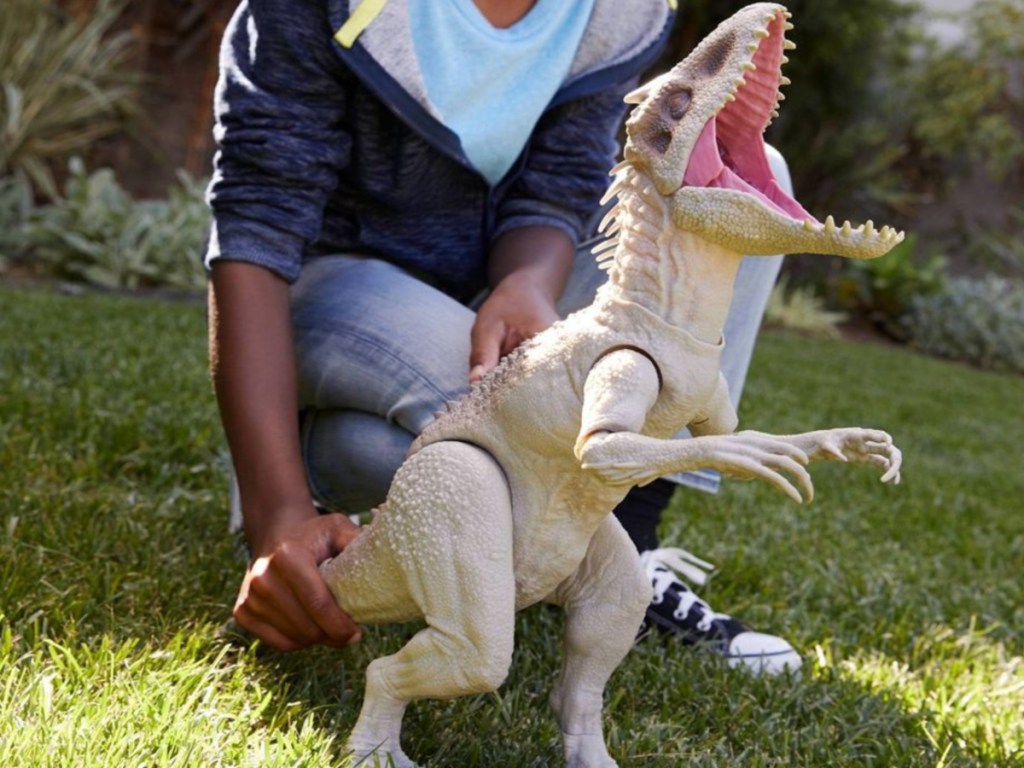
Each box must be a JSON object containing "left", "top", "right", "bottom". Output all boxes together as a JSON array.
[{"left": 622, "top": 3, "right": 902, "bottom": 259}]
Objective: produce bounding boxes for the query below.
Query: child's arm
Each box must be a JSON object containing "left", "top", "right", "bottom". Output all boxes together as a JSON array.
[{"left": 209, "top": 261, "right": 362, "bottom": 651}]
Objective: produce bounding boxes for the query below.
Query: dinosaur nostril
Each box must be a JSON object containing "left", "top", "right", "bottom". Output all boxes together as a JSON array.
[
  {"left": 637, "top": 111, "right": 674, "bottom": 155},
  {"left": 648, "top": 129, "right": 673, "bottom": 154}
]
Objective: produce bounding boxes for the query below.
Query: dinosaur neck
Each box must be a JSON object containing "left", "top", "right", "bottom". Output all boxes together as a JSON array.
[{"left": 595, "top": 170, "right": 744, "bottom": 344}]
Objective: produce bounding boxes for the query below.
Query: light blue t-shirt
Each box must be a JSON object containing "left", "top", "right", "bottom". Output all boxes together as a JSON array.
[{"left": 410, "top": 0, "right": 595, "bottom": 185}]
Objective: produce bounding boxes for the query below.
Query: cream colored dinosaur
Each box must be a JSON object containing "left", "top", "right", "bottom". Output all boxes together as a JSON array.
[{"left": 319, "top": 5, "right": 903, "bottom": 766}]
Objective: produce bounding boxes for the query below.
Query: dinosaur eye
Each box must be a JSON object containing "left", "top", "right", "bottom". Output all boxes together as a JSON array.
[{"left": 664, "top": 89, "right": 692, "bottom": 121}]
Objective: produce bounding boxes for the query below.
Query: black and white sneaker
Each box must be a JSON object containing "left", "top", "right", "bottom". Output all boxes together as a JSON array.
[{"left": 637, "top": 548, "right": 802, "bottom": 675}]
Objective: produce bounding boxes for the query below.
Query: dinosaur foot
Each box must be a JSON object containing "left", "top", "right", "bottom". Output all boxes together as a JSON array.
[
  {"left": 563, "top": 733, "right": 619, "bottom": 768},
  {"left": 348, "top": 737, "right": 420, "bottom": 768}
]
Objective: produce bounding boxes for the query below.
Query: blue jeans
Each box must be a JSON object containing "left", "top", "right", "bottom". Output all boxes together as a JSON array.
[{"left": 291, "top": 150, "right": 790, "bottom": 513}]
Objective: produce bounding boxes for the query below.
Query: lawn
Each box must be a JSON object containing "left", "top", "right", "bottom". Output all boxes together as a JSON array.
[{"left": 1, "top": 285, "right": 1022, "bottom": 767}]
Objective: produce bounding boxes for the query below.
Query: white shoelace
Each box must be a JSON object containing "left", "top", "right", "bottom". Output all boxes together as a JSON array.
[{"left": 639, "top": 547, "right": 733, "bottom": 632}]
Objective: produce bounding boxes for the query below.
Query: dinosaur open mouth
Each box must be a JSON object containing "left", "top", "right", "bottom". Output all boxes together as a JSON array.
[{"left": 681, "top": 12, "right": 816, "bottom": 224}]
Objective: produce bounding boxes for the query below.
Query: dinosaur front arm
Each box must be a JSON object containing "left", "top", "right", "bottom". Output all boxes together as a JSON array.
[
  {"left": 572, "top": 353, "right": 901, "bottom": 503},
  {"left": 573, "top": 348, "right": 661, "bottom": 461},
  {"left": 578, "top": 426, "right": 901, "bottom": 503},
  {"left": 754, "top": 428, "right": 902, "bottom": 484},
  {"left": 687, "top": 373, "right": 739, "bottom": 437},
  {"left": 573, "top": 348, "right": 814, "bottom": 500},
  {"left": 578, "top": 429, "right": 814, "bottom": 502}
]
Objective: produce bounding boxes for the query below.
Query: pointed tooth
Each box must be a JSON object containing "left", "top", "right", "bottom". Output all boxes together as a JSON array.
[
  {"left": 776, "top": 91, "right": 786, "bottom": 101},
  {"left": 742, "top": 61, "right": 757, "bottom": 72},
  {"left": 880, "top": 225, "right": 892, "bottom": 239},
  {"left": 754, "top": 28, "right": 770, "bottom": 39},
  {"left": 864, "top": 220, "right": 875, "bottom": 236},
  {"left": 747, "top": 42, "right": 759, "bottom": 53},
  {"left": 734, "top": 76, "right": 747, "bottom": 88},
  {"left": 780, "top": 55, "right": 790, "bottom": 65},
  {"left": 784, "top": 40, "right": 797, "bottom": 50},
  {"left": 725, "top": 92, "right": 737, "bottom": 102},
  {"left": 841, "top": 220, "right": 852, "bottom": 236},
  {"left": 784, "top": 22, "right": 795, "bottom": 31},
  {"left": 780, "top": 76, "right": 792, "bottom": 86},
  {"left": 770, "top": 109, "right": 780, "bottom": 119},
  {"left": 825, "top": 215, "right": 836, "bottom": 232},
  {"left": 784, "top": 10, "right": 793, "bottom": 18}
]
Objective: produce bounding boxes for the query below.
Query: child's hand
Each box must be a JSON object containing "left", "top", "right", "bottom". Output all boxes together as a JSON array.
[
  {"left": 470, "top": 225, "right": 574, "bottom": 383},
  {"left": 233, "top": 512, "right": 363, "bottom": 651},
  {"left": 469, "top": 276, "right": 559, "bottom": 383}
]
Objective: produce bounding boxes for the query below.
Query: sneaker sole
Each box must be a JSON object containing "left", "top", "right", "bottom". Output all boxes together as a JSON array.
[{"left": 726, "top": 647, "right": 802, "bottom": 675}]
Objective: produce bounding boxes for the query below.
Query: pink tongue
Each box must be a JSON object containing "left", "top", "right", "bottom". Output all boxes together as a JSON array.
[
  {"left": 682, "top": 119, "right": 722, "bottom": 188},
  {"left": 713, "top": 165, "right": 816, "bottom": 221},
  {"left": 682, "top": 115, "right": 817, "bottom": 223}
]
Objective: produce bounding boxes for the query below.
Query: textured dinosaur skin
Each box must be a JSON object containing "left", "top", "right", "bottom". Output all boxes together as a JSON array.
[{"left": 319, "top": 6, "right": 903, "bottom": 766}]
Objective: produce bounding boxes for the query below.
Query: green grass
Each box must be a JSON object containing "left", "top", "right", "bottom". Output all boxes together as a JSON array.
[{"left": 1, "top": 285, "right": 1022, "bottom": 767}]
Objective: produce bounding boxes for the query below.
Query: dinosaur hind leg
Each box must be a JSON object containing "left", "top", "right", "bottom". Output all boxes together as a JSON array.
[
  {"left": 347, "top": 441, "right": 516, "bottom": 767},
  {"left": 547, "top": 515, "right": 651, "bottom": 768}
]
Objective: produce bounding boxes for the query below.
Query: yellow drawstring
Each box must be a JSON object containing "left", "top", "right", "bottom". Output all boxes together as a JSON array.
[{"left": 334, "top": 0, "right": 389, "bottom": 49}]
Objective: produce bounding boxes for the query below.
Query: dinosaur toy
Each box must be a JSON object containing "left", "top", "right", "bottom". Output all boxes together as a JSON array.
[{"left": 319, "top": 5, "right": 903, "bottom": 766}]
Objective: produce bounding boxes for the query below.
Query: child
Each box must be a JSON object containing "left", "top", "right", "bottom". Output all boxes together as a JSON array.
[{"left": 206, "top": 0, "right": 799, "bottom": 673}]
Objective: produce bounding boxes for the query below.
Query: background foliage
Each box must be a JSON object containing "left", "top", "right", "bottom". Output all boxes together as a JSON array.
[
  {"left": 2, "top": 0, "right": 1023, "bottom": 370},
  {"left": 908, "top": 276, "right": 1024, "bottom": 373},
  {"left": 18, "top": 158, "right": 209, "bottom": 291},
  {"left": 0, "top": 0, "right": 137, "bottom": 200}
]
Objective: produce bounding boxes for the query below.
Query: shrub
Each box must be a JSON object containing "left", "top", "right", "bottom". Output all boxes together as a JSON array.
[
  {"left": 968, "top": 205, "right": 1024, "bottom": 280},
  {"left": 0, "top": 175, "right": 33, "bottom": 266},
  {"left": 764, "top": 278, "right": 847, "bottom": 339},
  {"left": 22, "top": 158, "right": 209, "bottom": 291},
  {"left": 886, "top": 0, "right": 1024, "bottom": 197},
  {"left": 907, "top": 276, "right": 1024, "bottom": 373},
  {"left": 0, "top": 0, "right": 137, "bottom": 199},
  {"left": 832, "top": 234, "right": 948, "bottom": 341}
]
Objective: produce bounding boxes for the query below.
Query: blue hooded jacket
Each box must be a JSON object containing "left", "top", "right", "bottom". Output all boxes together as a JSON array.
[{"left": 205, "top": 0, "right": 674, "bottom": 300}]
